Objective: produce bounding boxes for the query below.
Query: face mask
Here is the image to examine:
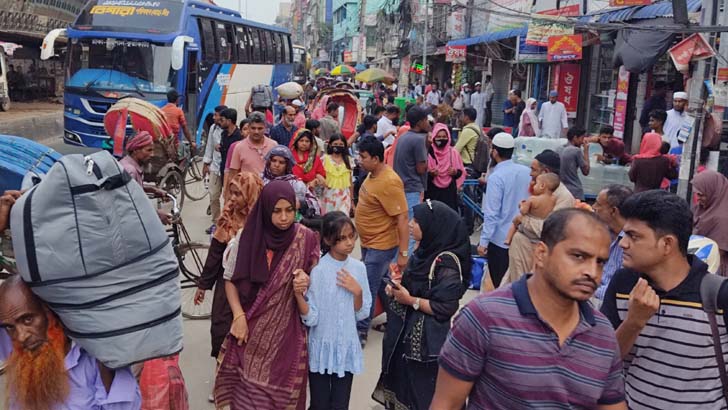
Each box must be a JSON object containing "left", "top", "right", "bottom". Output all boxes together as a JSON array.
[
  {"left": 330, "top": 146, "right": 345, "bottom": 154},
  {"left": 435, "top": 139, "right": 448, "bottom": 148}
]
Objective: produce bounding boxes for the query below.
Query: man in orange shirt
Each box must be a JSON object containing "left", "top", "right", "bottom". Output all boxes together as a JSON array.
[{"left": 162, "top": 89, "right": 196, "bottom": 152}]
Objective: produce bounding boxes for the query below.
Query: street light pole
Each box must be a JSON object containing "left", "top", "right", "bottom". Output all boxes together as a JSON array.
[{"left": 423, "top": 0, "right": 428, "bottom": 85}]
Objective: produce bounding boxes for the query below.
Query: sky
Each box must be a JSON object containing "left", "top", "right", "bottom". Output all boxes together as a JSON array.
[{"left": 214, "top": 0, "right": 284, "bottom": 25}]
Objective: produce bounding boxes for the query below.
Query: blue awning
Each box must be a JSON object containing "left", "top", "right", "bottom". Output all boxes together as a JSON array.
[
  {"left": 631, "top": 0, "right": 701, "bottom": 20},
  {"left": 447, "top": 25, "right": 528, "bottom": 47}
]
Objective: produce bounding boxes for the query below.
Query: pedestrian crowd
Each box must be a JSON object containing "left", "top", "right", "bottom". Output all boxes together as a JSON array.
[{"left": 0, "top": 79, "right": 727, "bottom": 410}]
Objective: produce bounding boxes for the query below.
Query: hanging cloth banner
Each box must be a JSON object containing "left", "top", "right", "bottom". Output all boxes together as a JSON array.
[
  {"left": 526, "top": 16, "right": 573, "bottom": 47},
  {"left": 669, "top": 33, "right": 716, "bottom": 73}
]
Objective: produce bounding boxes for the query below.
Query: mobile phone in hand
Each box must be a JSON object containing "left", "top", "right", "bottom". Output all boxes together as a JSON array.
[{"left": 383, "top": 277, "right": 400, "bottom": 290}]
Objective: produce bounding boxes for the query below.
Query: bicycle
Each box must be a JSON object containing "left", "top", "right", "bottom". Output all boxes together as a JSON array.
[{"left": 159, "top": 193, "right": 213, "bottom": 320}]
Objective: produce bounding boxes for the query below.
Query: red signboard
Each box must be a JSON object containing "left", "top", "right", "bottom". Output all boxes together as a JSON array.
[
  {"left": 445, "top": 45, "right": 466, "bottom": 63},
  {"left": 613, "top": 66, "right": 630, "bottom": 138},
  {"left": 718, "top": 68, "right": 728, "bottom": 82},
  {"left": 343, "top": 51, "right": 353, "bottom": 63},
  {"left": 669, "top": 33, "right": 715, "bottom": 72},
  {"left": 610, "top": 0, "right": 652, "bottom": 5},
  {"left": 538, "top": 4, "right": 580, "bottom": 16},
  {"left": 551, "top": 64, "right": 580, "bottom": 118},
  {"left": 547, "top": 34, "right": 582, "bottom": 62}
]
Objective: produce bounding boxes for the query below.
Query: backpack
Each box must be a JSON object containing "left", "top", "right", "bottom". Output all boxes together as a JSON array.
[
  {"left": 701, "top": 273, "right": 728, "bottom": 405},
  {"left": 469, "top": 124, "right": 490, "bottom": 174},
  {"left": 10, "top": 150, "right": 183, "bottom": 369},
  {"left": 251, "top": 84, "right": 273, "bottom": 109}
]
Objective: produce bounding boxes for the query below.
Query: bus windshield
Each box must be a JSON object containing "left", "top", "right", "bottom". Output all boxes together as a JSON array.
[{"left": 66, "top": 38, "right": 176, "bottom": 96}]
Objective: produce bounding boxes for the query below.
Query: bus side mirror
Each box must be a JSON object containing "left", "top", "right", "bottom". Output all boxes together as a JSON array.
[
  {"left": 172, "top": 36, "right": 194, "bottom": 71},
  {"left": 41, "top": 28, "right": 67, "bottom": 60}
]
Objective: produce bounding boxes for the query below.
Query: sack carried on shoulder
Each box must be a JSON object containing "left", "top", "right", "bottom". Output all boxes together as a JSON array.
[{"left": 10, "top": 150, "right": 183, "bottom": 369}]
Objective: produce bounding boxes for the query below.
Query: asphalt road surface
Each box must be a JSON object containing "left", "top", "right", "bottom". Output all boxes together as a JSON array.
[{"left": 2, "top": 138, "right": 479, "bottom": 409}]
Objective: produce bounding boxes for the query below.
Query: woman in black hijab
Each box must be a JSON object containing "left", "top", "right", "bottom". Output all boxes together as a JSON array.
[{"left": 372, "top": 199, "right": 471, "bottom": 410}]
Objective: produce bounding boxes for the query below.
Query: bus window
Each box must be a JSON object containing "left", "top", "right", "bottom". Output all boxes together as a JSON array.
[
  {"left": 277, "top": 33, "right": 286, "bottom": 63},
  {"left": 235, "top": 26, "right": 249, "bottom": 63},
  {"left": 259, "top": 30, "right": 268, "bottom": 64},
  {"left": 250, "top": 28, "right": 261, "bottom": 63},
  {"left": 270, "top": 33, "right": 279, "bottom": 63},
  {"left": 264, "top": 31, "right": 275, "bottom": 64},
  {"left": 197, "top": 18, "right": 215, "bottom": 64},
  {"left": 215, "top": 22, "right": 231, "bottom": 62},
  {"left": 283, "top": 35, "right": 291, "bottom": 63},
  {"left": 225, "top": 23, "right": 236, "bottom": 62}
]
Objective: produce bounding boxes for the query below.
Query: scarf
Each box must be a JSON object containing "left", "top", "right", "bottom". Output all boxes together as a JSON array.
[
  {"left": 262, "top": 145, "right": 296, "bottom": 182},
  {"left": 427, "top": 123, "right": 466, "bottom": 189},
  {"left": 404, "top": 199, "right": 472, "bottom": 289},
  {"left": 634, "top": 132, "right": 663, "bottom": 159},
  {"left": 289, "top": 128, "right": 318, "bottom": 174},
  {"left": 213, "top": 171, "right": 264, "bottom": 243},
  {"left": 692, "top": 170, "right": 728, "bottom": 251},
  {"left": 232, "top": 180, "right": 298, "bottom": 283},
  {"left": 520, "top": 98, "right": 540, "bottom": 136}
]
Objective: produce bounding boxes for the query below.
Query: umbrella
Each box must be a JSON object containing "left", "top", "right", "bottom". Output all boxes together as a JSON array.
[
  {"left": 331, "top": 64, "right": 356, "bottom": 76},
  {"left": 314, "top": 68, "right": 329, "bottom": 76},
  {"left": 355, "top": 67, "right": 396, "bottom": 84}
]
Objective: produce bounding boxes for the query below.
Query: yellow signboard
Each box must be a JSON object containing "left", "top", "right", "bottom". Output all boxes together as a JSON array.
[{"left": 90, "top": 5, "right": 171, "bottom": 17}]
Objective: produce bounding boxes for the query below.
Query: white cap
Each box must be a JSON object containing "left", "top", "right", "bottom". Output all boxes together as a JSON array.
[
  {"left": 474, "top": 81, "right": 482, "bottom": 86},
  {"left": 291, "top": 99, "right": 304, "bottom": 107},
  {"left": 462, "top": 83, "right": 469, "bottom": 88},
  {"left": 492, "top": 132, "right": 515, "bottom": 149},
  {"left": 673, "top": 91, "right": 688, "bottom": 100}
]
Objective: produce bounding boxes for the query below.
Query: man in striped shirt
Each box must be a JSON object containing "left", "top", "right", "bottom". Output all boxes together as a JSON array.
[
  {"left": 432, "top": 209, "right": 627, "bottom": 409},
  {"left": 601, "top": 190, "right": 728, "bottom": 410}
]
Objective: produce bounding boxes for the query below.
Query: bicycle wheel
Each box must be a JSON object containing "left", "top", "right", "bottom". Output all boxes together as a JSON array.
[
  {"left": 159, "top": 169, "right": 185, "bottom": 210},
  {"left": 183, "top": 162, "right": 208, "bottom": 201},
  {"left": 178, "top": 242, "right": 212, "bottom": 320}
]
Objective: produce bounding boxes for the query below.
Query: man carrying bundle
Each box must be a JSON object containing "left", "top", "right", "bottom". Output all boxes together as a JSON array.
[{"left": 0, "top": 275, "right": 142, "bottom": 410}]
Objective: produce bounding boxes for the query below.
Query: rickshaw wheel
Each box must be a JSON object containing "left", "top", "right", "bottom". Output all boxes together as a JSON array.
[{"left": 159, "top": 169, "right": 185, "bottom": 210}]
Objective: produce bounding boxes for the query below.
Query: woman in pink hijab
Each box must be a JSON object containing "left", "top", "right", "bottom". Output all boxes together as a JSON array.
[
  {"left": 629, "top": 132, "right": 678, "bottom": 192},
  {"left": 692, "top": 170, "right": 728, "bottom": 276},
  {"left": 424, "top": 123, "right": 466, "bottom": 211}
]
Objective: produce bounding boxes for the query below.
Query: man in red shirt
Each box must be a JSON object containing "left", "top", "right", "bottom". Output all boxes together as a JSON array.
[
  {"left": 589, "top": 125, "right": 632, "bottom": 165},
  {"left": 162, "top": 89, "right": 196, "bottom": 152}
]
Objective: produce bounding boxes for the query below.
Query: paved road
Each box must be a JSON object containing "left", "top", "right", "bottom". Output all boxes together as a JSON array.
[{"left": 3, "top": 138, "right": 480, "bottom": 409}]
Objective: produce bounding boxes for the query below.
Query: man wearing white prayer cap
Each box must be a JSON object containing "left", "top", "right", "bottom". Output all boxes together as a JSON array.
[{"left": 664, "top": 91, "right": 689, "bottom": 149}]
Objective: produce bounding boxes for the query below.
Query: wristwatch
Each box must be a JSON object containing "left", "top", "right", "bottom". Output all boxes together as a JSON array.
[
  {"left": 412, "top": 297, "right": 421, "bottom": 311},
  {"left": 400, "top": 250, "right": 409, "bottom": 257}
]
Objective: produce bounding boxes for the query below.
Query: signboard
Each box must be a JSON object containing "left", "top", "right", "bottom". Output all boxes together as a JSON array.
[
  {"left": 526, "top": 16, "right": 574, "bottom": 47},
  {"left": 669, "top": 33, "right": 715, "bottom": 72},
  {"left": 518, "top": 37, "right": 548, "bottom": 62},
  {"left": 547, "top": 34, "right": 582, "bottom": 62},
  {"left": 445, "top": 45, "right": 467, "bottom": 63},
  {"left": 718, "top": 67, "right": 728, "bottom": 82},
  {"left": 532, "top": 0, "right": 582, "bottom": 16},
  {"left": 410, "top": 63, "right": 424, "bottom": 74},
  {"left": 551, "top": 64, "right": 581, "bottom": 118},
  {"left": 76, "top": 0, "right": 183, "bottom": 33},
  {"left": 613, "top": 66, "right": 630, "bottom": 138},
  {"left": 610, "top": 0, "right": 652, "bottom": 5},
  {"left": 447, "top": 8, "right": 466, "bottom": 39},
  {"left": 343, "top": 51, "right": 353, "bottom": 63}
]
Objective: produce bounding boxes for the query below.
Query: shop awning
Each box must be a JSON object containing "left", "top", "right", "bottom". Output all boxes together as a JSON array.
[
  {"left": 447, "top": 25, "right": 528, "bottom": 47},
  {"left": 630, "top": 0, "right": 701, "bottom": 20},
  {"left": 578, "top": 6, "right": 637, "bottom": 23}
]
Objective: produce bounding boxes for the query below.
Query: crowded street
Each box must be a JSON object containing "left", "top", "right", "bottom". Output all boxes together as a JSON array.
[{"left": 2, "top": 0, "right": 728, "bottom": 409}]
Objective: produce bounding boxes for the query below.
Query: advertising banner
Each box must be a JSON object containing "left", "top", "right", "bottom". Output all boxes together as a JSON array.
[
  {"left": 547, "top": 34, "right": 583, "bottom": 62},
  {"left": 613, "top": 66, "right": 630, "bottom": 138},
  {"left": 526, "top": 16, "right": 574, "bottom": 47},
  {"left": 609, "top": 0, "right": 652, "bottom": 6},
  {"left": 445, "top": 45, "right": 467, "bottom": 63},
  {"left": 551, "top": 64, "right": 581, "bottom": 118}
]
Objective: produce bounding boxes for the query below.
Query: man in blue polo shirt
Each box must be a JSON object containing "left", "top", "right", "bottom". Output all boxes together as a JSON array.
[
  {"left": 433, "top": 209, "right": 626, "bottom": 410},
  {"left": 477, "top": 132, "right": 531, "bottom": 287},
  {"left": 601, "top": 190, "right": 728, "bottom": 410}
]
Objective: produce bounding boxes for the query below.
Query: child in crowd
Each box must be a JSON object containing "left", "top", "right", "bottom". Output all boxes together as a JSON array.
[
  {"left": 290, "top": 129, "right": 326, "bottom": 188},
  {"left": 322, "top": 134, "right": 354, "bottom": 215},
  {"left": 505, "top": 172, "right": 560, "bottom": 245},
  {"left": 295, "top": 212, "right": 371, "bottom": 410}
]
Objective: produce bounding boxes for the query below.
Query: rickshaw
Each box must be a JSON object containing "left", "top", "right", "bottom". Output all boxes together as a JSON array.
[
  {"left": 103, "top": 98, "right": 207, "bottom": 209},
  {"left": 310, "top": 88, "right": 363, "bottom": 140}
]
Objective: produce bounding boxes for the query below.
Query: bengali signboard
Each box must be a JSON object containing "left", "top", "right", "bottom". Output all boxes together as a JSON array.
[
  {"left": 551, "top": 64, "right": 580, "bottom": 118},
  {"left": 76, "top": 0, "right": 182, "bottom": 33},
  {"left": 547, "top": 34, "right": 583, "bottom": 62},
  {"left": 518, "top": 37, "right": 548, "bottom": 62},
  {"left": 613, "top": 66, "right": 630, "bottom": 138},
  {"left": 532, "top": 0, "right": 582, "bottom": 16},
  {"left": 445, "top": 45, "right": 467, "bottom": 63}
]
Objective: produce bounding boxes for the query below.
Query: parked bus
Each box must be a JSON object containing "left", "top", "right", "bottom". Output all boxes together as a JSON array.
[
  {"left": 41, "top": 0, "right": 294, "bottom": 149},
  {"left": 292, "top": 44, "right": 307, "bottom": 84}
]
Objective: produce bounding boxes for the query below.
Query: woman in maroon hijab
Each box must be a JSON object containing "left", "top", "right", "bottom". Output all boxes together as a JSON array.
[
  {"left": 215, "top": 181, "right": 320, "bottom": 410},
  {"left": 692, "top": 170, "right": 728, "bottom": 276}
]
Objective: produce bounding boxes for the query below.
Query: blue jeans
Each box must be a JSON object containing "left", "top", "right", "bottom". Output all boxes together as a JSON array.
[
  {"left": 405, "top": 192, "right": 421, "bottom": 255},
  {"left": 356, "top": 246, "right": 399, "bottom": 336}
]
